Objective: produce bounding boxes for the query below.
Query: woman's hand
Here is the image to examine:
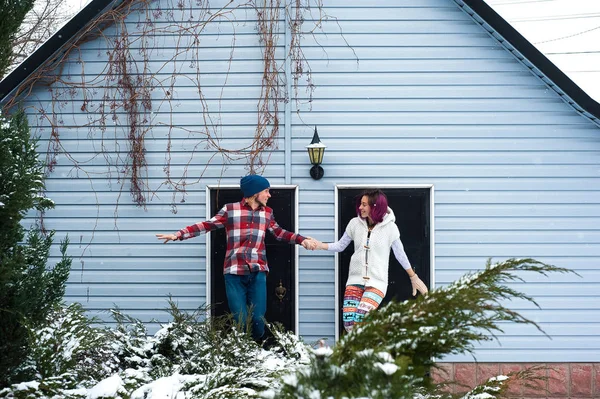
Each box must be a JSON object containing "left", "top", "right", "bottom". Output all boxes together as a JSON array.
[
  {"left": 156, "top": 233, "right": 177, "bottom": 244},
  {"left": 409, "top": 274, "right": 428, "bottom": 296}
]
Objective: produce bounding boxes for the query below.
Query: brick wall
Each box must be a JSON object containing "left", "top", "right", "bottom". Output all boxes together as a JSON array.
[{"left": 432, "top": 363, "right": 600, "bottom": 398}]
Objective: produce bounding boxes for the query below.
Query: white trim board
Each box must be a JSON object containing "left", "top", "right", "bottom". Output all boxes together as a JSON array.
[
  {"left": 205, "top": 184, "right": 300, "bottom": 334},
  {"left": 333, "top": 184, "right": 435, "bottom": 341}
]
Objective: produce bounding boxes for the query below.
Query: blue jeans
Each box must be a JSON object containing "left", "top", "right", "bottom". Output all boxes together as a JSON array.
[{"left": 224, "top": 272, "right": 267, "bottom": 340}]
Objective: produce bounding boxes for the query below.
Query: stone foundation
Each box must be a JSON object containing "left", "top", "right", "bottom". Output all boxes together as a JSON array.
[{"left": 432, "top": 363, "right": 600, "bottom": 398}]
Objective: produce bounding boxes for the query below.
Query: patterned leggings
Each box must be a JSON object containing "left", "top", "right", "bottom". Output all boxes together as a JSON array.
[{"left": 342, "top": 284, "right": 385, "bottom": 332}]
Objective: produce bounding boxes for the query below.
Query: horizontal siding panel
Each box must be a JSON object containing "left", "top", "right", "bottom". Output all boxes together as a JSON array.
[
  {"left": 86, "top": 309, "right": 187, "bottom": 323},
  {"left": 301, "top": 72, "right": 546, "bottom": 86},
  {"left": 42, "top": 164, "right": 284, "bottom": 179},
  {"left": 292, "top": 177, "right": 600, "bottom": 191},
  {"left": 32, "top": 85, "right": 269, "bottom": 102},
  {"left": 435, "top": 257, "right": 600, "bottom": 270},
  {"left": 299, "top": 85, "right": 556, "bottom": 99},
  {"left": 53, "top": 244, "right": 205, "bottom": 258},
  {"left": 299, "top": 310, "right": 335, "bottom": 323},
  {"left": 67, "top": 296, "right": 204, "bottom": 310},
  {"left": 66, "top": 270, "right": 205, "bottom": 284},
  {"left": 300, "top": 46, "right": 514, "bottom": 60},
  {"left": 317, "top": 0, "right": 453, "bottom": 6},
  {"left": 40, "top": 191, "right": 210, "bottom": 205},
  {"left": 434, "top": 283, "right": 600, "bottom": 296},
  {"left": 41, "top": 204, "right": 206, "bottom": 218},
  {"left": 290, "top": 164, "right": 600, "bottom": 178},
  {"left": 299, "top": 256, "right": 337, "bottom": 270},
  {"left": 444, "top": 349, "right": 600, "bottom": 363},
  {"left": 27, "top": 97, "right": 572, "bottom": 113},
  {"left": 436, "top": 230, "right": 600, "bottom": 243},
  {"left": 436, "top": 217, "right": 600, "bottom": 230},
  {"left": 74, "top": 46, "right": 274, "bottom": 62},
  {"left": 29, "top": 125, "right": 600, "bottom": 141},
  {"left": 469, "top": 336, "right": 599, "bottom": 350},
  {"left": 30, "top": 98, "right": 284, "bottom": 113},
  {"left": 292, "top": 112, "right": 585, "bottom": 125},
  {"left": 438, "top": 269, "right": 597, "bottom": 283},
  {"left": 436, "top": 204, "right": 600, "bottom": 217},
  {"left": 41, "top": 218, "right": 306, "bottom": 232},
  {"left": 87, "top": 20, "right": 277, "bottom": 34},
  {"left": 298, "top": 322, "right": 335, "bottom": 338},
  {"left": 299, "top": 268, "right": 334, "bottom": 283},
  {"left": 498, "top": 297, "right": 600, "bottom": 310},
  {"left": 296, "top": 98, "right": 571, "bottom": 112},
  {"left": 291, "top": 124, "right": 600, "bottom": 138},
  {"left": 292, "top": 138, "right": 596, "bottom": 151},
  {"left": 51, "top": 59, "right": 526, "bottom": 78},
  {"left": 66, "top": 284, "right": 205, "bottom": 297},
  {"left": 299, "top": 282, "right": 335, "bottom": 297},
  {"left": 299, "top": 296, "right": 335, "bottom": 309},
  {"left": 56, "top": 256, "right": 203, "bottom": 270},
  {"left": 52, "top": 59, "right": 285, "bottom": 76},
  {"left": 37, "top": 152, "right": 283, "bottom": 168},
  {"left": 436, "top": 243, "right": 600, "bottom": 257},
  {"left": 31, "top": 112, "right": 286, "bottom": 127},
  {"left": 439, "top": 191, "right": 600, "bottom": 203},
  {"left": 299, "top": 152, "right": 600, "bottom": 165},
  {"left": 496, "top": 322, "right": 600, "bottom": 336},
  {"left": 292, "top": 8, "right": 467, "bottom": 21},
  {"left": 306, "top": 32, "right": 499, "bottom": 46},
  {"left": 69, "top": 46, "right": 515, "bottom": 63}
]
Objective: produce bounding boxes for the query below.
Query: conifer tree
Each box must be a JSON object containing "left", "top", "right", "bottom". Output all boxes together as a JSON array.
[
  {"left": 0, "top": 110, "right": 71, "bottom": 386},
  {"left": 0, "top": 0, "right": 36, "bottom": 77}
]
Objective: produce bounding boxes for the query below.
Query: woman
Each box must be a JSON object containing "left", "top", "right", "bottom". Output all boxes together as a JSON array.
[{"left": 314, "top": 189, "right": 428, "bottom": 332}]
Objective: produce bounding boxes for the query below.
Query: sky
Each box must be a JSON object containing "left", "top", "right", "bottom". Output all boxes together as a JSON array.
[{"left": 485, "top": 0, "right": 600, "bottom": 102}]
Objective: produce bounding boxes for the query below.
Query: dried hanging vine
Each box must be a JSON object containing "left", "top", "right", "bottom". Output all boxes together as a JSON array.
[
  {"left": 3, "top": 0, "right": 344, "bottom": 208},
  {"left": 250, "top": 0, "right": 282, "bottom": 172}
]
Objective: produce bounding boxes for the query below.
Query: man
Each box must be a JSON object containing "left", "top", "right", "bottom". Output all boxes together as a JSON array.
[{"left": 156, "top": 174, "right": 315, "bottom": 341}]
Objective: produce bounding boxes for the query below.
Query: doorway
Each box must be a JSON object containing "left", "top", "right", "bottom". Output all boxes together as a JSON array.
[
  {"left": 335, "top": 185, "right": 433, "bottom": 338},
  {"left": 207, "top": 186, "right": 298, "bottom": 333}
]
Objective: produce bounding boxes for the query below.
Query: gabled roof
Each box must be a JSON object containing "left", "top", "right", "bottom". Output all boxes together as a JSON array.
[{"left": 1, "top": 0, "right": 599, "bottom": 122}]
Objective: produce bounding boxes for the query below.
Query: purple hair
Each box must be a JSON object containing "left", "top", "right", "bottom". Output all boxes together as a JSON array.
[{"left": 355, "top": 189, "right": 388, "bottom": 223}]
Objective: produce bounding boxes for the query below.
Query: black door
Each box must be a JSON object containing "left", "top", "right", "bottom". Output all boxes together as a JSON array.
[
  {"left": 337, "top": 187, "right": 431, "bottom": 335},
  {"left": 209, "top": 187, "right": 296, "bottom": 332}
]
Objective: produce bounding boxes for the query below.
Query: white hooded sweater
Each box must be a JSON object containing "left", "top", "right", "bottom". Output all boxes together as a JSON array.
[{"left": 340, "top": 207, "right": 408, "bottom": 295}]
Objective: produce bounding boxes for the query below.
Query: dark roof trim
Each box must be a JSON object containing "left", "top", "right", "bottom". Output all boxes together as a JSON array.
[
  {"left": 0, "top": 0, "right": 115, "bottom": 102},
  {"left": 458, "top": 0, "right": 600, "bottom": 121}
]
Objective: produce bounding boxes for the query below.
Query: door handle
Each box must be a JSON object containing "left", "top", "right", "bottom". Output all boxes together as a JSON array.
[{"left": 275, "top": 280, "right": 287, "bottom": 302}]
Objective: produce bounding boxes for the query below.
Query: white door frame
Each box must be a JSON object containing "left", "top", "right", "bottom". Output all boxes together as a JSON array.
[
  {"left": 334, "top": 184, "right": 435, "bottom": 340},
  {"left": 205, "top": 184, "right": 300, "bottom": 334}
]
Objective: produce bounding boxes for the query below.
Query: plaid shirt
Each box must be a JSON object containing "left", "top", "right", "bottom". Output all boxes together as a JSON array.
[{"left": 175, "top": 200, "right": 305, "bottom": 275}]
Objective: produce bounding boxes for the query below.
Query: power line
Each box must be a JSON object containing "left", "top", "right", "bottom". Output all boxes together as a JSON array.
[
  {"left": 489, "top": 0, "right": 561, "bottom": 5},
  {"left": 533, "top": 25, "right": 600, "bottom": 44},
  {"left": 546, "top": 51, "right": 600, "bottom": 55},
  {"left": 512, "top": 13, "right": 600, "bottom": 22}
]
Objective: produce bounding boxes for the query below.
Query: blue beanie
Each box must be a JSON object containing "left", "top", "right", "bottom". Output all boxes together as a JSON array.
[{"left": 240, "top": 174, "right": 270, "bottom": 197}]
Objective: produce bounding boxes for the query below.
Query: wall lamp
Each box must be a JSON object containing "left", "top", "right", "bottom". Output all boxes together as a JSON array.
[{"left": 306, "top": 126, "right": 326, "bottom": 180}]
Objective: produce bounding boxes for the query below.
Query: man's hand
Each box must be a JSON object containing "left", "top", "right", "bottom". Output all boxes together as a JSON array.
[
  {"left": 156, "top": 233, "right": 177, "bottom": 244},
  {"left": 301, "top": 237, "right": 319, "bottom": 250}
]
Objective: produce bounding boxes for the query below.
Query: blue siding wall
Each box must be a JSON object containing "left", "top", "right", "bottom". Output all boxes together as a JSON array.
[{"left": 17, "top": 0, "right": 600, "bottom": 362}]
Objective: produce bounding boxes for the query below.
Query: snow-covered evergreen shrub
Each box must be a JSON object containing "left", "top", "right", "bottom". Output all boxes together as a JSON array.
[
  {"left": 0, "top": 110, "right": 71, "bottom": 386},
  {"left": 0, "top": 258, "right": 569, "bottom": 399},
  {"left": 26, "top": 304, "right": 118, "bottom": 386},
  {"left": 268, "top": 258, "right": 571, "bottom": 399}
]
